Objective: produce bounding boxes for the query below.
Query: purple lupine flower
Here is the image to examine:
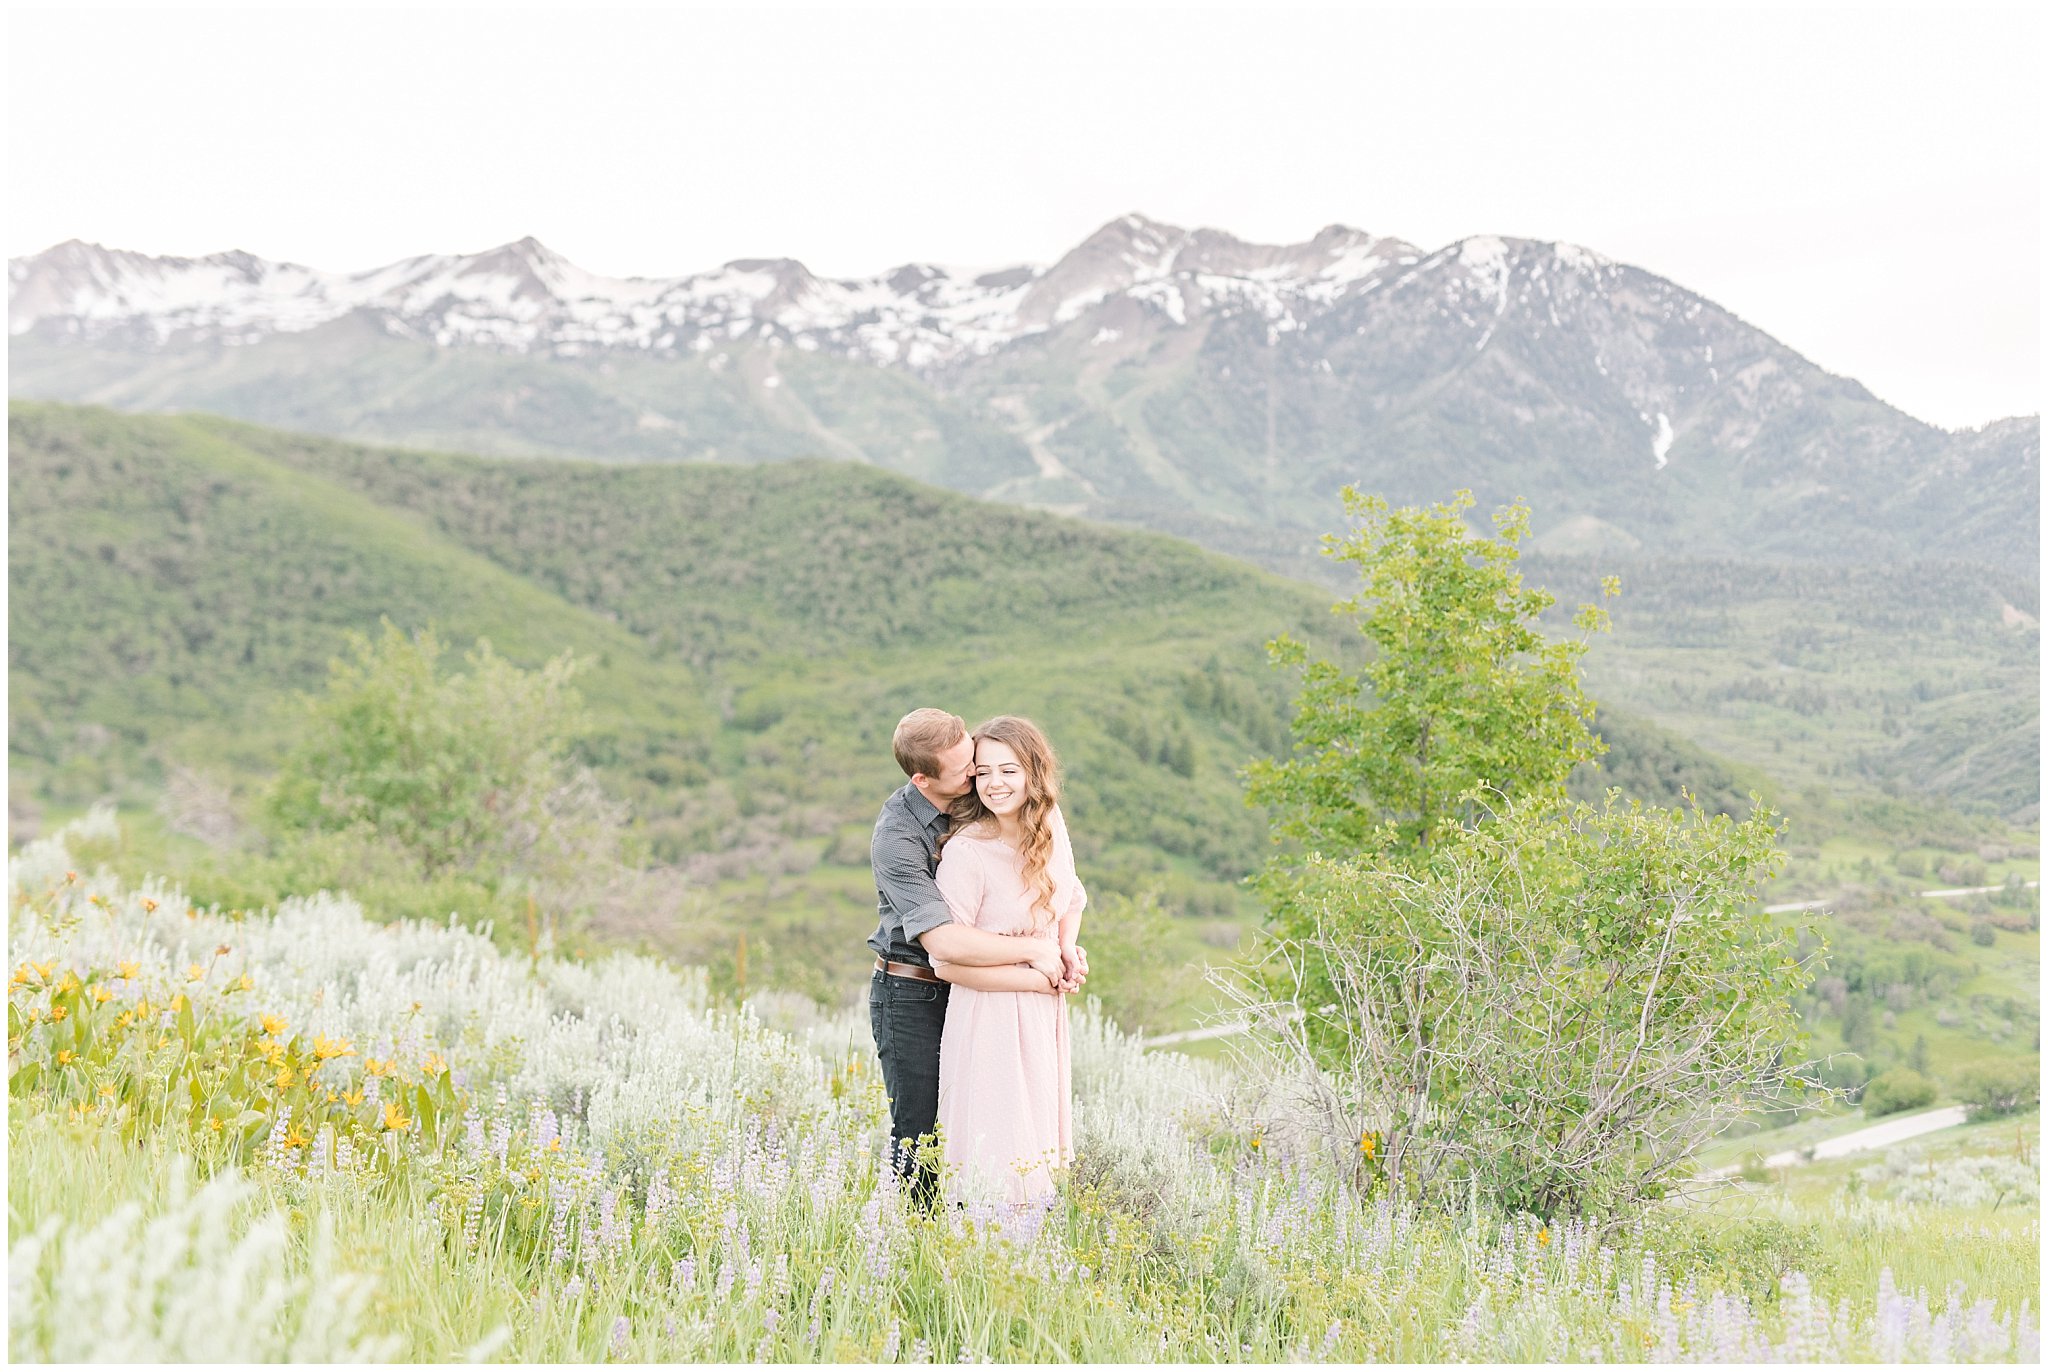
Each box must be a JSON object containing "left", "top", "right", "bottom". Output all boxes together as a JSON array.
[
  {"left": 881, "top": 1319, "right": 901, "bottom": 1362},
  {"left": 549, "top": 1180, "right": 575, "bottom": 1264},
  {"left": 609, "top": 1315, "right": 630, "bottom": 1357},
  {"left": 673, "top": 1256, "right": 696, "bottom": 1291},
  {"left": 563, "top": 1274, "right": 584, "bottom": 1303},
  {"left": 909, "top": 1336, "right": 932, "bottom": 1364}
]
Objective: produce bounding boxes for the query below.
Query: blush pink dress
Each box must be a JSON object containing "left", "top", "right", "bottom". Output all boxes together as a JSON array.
[{"left": 933, "top": 809, "right": 1084, "bottom": 1204}]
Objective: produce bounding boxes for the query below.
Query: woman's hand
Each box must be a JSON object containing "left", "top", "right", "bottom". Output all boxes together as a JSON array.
[{"left": 1059, "top": 943, "right": 1088, "bottom": 993}]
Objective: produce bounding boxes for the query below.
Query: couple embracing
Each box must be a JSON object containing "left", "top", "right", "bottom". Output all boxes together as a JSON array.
[{"left": 866, "top": 708, "right": 1087, "bottom": 1210}]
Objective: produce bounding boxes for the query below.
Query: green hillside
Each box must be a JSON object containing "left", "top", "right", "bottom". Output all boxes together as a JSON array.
[
  {"left": 9, "top": 403, "right": 2033, "bottom": 1067},
  {"left": 10, "top": 404, "right": 1347, "bottom": 995}
]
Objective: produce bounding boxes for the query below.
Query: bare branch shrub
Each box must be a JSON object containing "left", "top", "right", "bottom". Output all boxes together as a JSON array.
[{"left": 1215, "top": 792, "right": 1829, "bottom": 1219}]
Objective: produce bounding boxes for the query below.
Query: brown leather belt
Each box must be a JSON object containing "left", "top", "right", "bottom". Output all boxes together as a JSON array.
[{"left": 875, "top": 956, "right": 941, "bottom": 983}]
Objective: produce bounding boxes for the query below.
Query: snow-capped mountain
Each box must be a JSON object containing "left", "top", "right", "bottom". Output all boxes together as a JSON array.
[
  {"left": 9, "top": 214, "right": 1428, "bottom": 365},
  {"left": 9, "top": 215, "right": 2038, "bottom": 573}
]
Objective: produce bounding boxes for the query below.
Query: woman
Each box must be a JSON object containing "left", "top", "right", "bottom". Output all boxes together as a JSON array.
[{"left": 928, "top": 716, "right": 1085, "bottom": 1206}]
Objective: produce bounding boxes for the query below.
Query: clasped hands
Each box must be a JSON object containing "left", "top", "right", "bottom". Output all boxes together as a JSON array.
[{"left": 1025, "top": 938, "right": 1087, "bottom": 995}]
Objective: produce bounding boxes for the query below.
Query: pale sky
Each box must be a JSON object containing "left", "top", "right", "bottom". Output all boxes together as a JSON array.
[{"left": 7, "top": 3, "right": 2040, "bottom": 429}]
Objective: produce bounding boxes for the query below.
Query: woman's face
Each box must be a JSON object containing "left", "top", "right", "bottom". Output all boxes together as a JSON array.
[{"left": 973, "top": 737, "right": 1030, "bottom": 818}]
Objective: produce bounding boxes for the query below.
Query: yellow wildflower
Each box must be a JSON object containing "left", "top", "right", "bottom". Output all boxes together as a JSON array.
[
  {"left": 1359, "top": 1133, "right": 1376, "bottom": 1159},
  {"left": 9, "top": 965, "right": 28, "bottom": 988},
  {"left": 260, "top": 1013, "right": 288, "bottom": 1036},
  {"left": 276, "top": 1064, "right": 296, "bottom": 1089},
  {"left": 116, "top": 1011, "right": 135, "bottom": 1029},
  {"left": 56, "top": 1049, "right": 76, "bottom": 1065},
  {"left": 546, "top": 1137, "right": 563, "bottom": 1152},
  {"left": 382, "top": 1101, "right": 411, "bottom": 1131},
  {"left": 420, "top": 1052, "right": 446, "bottom": 1077},
  {"left": 170, "top": 993, "right": 187, "bottom": 1014},
  {"left": 92, "top": 985, "right": 114, "bottom": 1004},
  {"left": 313, "top": 1034, "right": 355, "bottom": 1061},
  {"left": 116, "top": 960, "right": 140, "bottom": 980},
  {"left": 32, "top": 961, "right": 55, "bottom": 983},
  {"left": 99, "top": 1084, "right": 117, "bottom": 1099},
  {"left": 47, "top": 1005, "right": 67, "bottom": 1023},
  {"left": 185, "top": 964, "right": 206, "bottom": 983},
  {"left": 208, "top": 1117, "right": 224, "bottom": 1132},
  {"left": 141, "top": 898, "right": 158, "bottom": 914},
  {"left": 1537, "top": 1226, "right": 1551, "bottom": 1247},
  {"left": 56, "top": 972, "right": 80, "bottom": 994},
  {"left": 285, "top": 1125, "right": 310, "bottom": 1149},
  {"left": 133, "top": 997, "right": 152, "bottom": 1017},
  {"left": 364, "top": 1057, "right": 392, "bottom": 1077},
  {"left": 343, "top": 1089, "right": 365, "bottom": 1107},
  {"left": 233, "top": 974, "right": 254, "bottom": 993}
]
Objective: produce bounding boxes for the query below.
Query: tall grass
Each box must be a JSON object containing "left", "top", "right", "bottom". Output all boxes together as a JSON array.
[{"left": 9, "top": 812, "right": 2038, "bottom": 1361}]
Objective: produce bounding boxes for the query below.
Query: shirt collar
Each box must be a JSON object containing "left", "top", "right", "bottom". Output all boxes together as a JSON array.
[{"left": 901, "top": 783, "right": 947, "bottom": 830}]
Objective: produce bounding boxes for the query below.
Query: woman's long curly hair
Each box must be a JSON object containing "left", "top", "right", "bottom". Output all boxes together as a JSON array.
[{"left": 941, "top": 716, "right": 1062, "bottom": 927}]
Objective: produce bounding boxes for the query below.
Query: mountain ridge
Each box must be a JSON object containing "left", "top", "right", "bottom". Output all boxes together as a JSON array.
[{"left": 11, "top": 215, "right": 2038, "bottom": 574}]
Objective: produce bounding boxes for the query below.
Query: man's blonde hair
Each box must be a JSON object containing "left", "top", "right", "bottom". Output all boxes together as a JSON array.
[{"left": 893, "top": 708, "right": 967, "bottom": 780}]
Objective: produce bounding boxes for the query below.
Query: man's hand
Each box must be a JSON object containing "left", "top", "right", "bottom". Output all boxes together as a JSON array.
[{"left": 1027, "top": 945, "right": 1066, "bottom": 990}]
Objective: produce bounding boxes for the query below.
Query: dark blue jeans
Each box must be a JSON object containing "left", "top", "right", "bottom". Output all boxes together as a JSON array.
[{"left": 869, "top": 968, "right": 949, "bottom": 1209}]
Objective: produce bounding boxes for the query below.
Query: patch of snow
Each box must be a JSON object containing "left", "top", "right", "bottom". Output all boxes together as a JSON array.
[
  {"left": 1652, "top": 412, "right": 1674, "bottom": 469},
  {"left": 1552, "top": 242, "right": 1612, "bottom": 273}
]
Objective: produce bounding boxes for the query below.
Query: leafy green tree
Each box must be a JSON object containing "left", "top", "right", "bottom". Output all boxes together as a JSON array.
[
  {"left": 1954, "top": 1057, "right": 2041, "bottom": 1120},
  {"left": 1861, "top": 1067, "right": 1937, "bottom": 1116},
  {"left": 1243, "top": 488, "right": 1618, "bottom": 1040},
  {"left": 1227, "top": 489, "right": 1821, "bottom": 1216},
  {"left": 1079, "top": 889, "right": 1184, "bottom": 1036},
  {"left": 267, "top": 622, "right": 623, "bottom": 933},
  {"left": 1246, "top": 488, "right": 1615, "bottom": 881}
]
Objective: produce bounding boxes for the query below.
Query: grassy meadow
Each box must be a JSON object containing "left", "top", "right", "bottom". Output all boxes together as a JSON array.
[{"left": 8, "top": 813, "right": 2038, "bottom": 1362}]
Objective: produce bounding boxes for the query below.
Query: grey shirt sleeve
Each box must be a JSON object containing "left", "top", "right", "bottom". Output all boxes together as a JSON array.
[{"left": 872, "top": 822, "right": 953, "bottom": 945}]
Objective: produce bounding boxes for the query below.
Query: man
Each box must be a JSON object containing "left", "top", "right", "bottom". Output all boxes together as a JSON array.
[{"left": 866, "top": 707, "right": 1082, "bottom": 1207}]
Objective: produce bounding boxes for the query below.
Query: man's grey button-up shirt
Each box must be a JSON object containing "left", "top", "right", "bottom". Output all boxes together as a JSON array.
[{"left": 866, "top": 782, "right": 952, "bottom": 966}]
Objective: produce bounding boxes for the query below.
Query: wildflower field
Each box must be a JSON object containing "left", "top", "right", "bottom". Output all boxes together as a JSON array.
[{"left": 8, "top": 810, "right": 2039, "bottom": 1362}]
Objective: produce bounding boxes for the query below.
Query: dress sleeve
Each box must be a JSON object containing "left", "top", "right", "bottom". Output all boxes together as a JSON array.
[
  {"left": 934, "top": 840, "right": 983, "bottom": 928},
  {"left": 1050, "top": 805, "right": 1086, "bottom": 919}
]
